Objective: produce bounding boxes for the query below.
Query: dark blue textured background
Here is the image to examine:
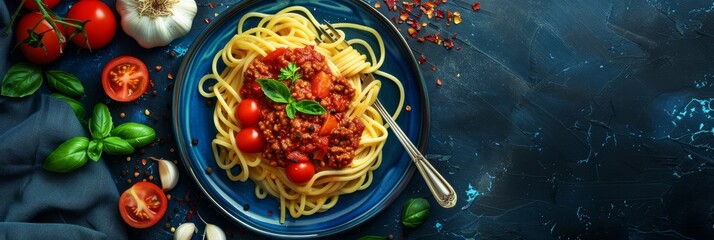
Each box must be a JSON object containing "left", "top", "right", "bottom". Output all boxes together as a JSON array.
[{"left": 7, "top": 0, "right": 714, "bottom": 239}]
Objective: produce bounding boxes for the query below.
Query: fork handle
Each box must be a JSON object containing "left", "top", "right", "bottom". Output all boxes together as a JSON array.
[{"left": 373, "top": 100, "right": 457, "bottom": 208}]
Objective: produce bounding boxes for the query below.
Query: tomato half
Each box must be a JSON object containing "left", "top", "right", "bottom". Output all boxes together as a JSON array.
[
  {"left": 101, "top": 56, "right": 149, "bottom": 102},
  {"left": 23, "top": 0, "right": 60, "bottom": 11},
  {"left": 15, "top": 12, "right": 65, "bottom": 64},
  {"left": 286, "top": 161, "right": 316, "bottom": 184},
  {"left": 66, "top": 0, "right": 117, "bottom": 49},
  {"left": 118, "top": 181, "right": 167, "bottom": 229},
  {"left": 235, "top": 127, "right": 264, "bottom": 153},
  {"left": 236, "top": 98, "right": 261, "bottom": 127}
]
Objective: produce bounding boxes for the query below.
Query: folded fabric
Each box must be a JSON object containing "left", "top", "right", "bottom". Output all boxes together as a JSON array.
[{"left": 0, "top": 2, "right": 127, "bottom": 239}]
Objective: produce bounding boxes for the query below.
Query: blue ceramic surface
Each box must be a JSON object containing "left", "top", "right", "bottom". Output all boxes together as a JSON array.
[{"left": 173, "top": 0, "right": 428, "bottom": 237}]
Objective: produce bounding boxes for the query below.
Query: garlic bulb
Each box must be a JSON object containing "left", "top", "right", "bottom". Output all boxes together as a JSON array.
[
  {"left": 173, "top": 222, "right": 197, "bottom": 240},
  {"left": 150, "top": 157, "right": 179, "bottom": 191},
  {"left": 204, "top": 224, "right": 226, "bottom": 240},
  {"left": 116, "top": 0, "right": 197, "bottom": 48}
]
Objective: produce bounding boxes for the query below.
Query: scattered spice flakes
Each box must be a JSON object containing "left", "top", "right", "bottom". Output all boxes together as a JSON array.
[
  {"left": 204, "top": 18, "right": 211, "bottom": 24},
  {"left": 134, "top": 171, "right": 140, "bottom": 177},
  {"left": 405, "top": 105, "right": 412, "bottom": 111},
  {"left": 208, "top": 2, "right": 217, "bottom": 8},
  {"left": 170, "top": 227, "right": 176, "bottom": 233},
  {"left": 418, "top": 54, "right": 426, "bottom": 64},
  {"left": 453, "top": 11, "right": 462, "bottom": 24},
  {"left": 120, "top": 112, "right": 126, "bottom": 118},
  {"left": 436, "top": 78, "right": 443, "bottom": 86},
  {"left": 155, "top": 65, "right": 162, "bottom": 71},
  {"left": 205, "top": 167, "right": 213, "bottom": 174},
  {"left": 267, "top": 210, "right": 273, "bottom": 216},
  {"left": 126, "top": 156, "right": 131, "bottom": 162},
  {"left": 169, "top": 50, "right": 177, "bottom": 58},
  {"left": 443, "top": 39, "right": 455, "bottom": 49},
  {"left": 399, "top": 11, "right": 409, "bottom": 21},
  {"left": 167, "top": 73, "right": 174, "bottom": 80},
  {"left": 149, "top": 175, "right": 154, "bottom": 180},
  {"left": 141, "top": 158, "right": 147, "bottom": 166},
  {"left": 472, "top": 2, "right": 481, "bottom": 11},
  {"left": 408, "top": 27, "right": 418, "bottom": 38},
  {"left": 374, "top": 1, "right": 381, "bottom": 8},
  {"left": 432, "top": 66, "right": 437, "bottom": 71},
  {"left": 384, "top": 0, "right": 398, "bottom": 11},
  {"left": 144, "top": 109, "right": 151, "bottom": 116}
]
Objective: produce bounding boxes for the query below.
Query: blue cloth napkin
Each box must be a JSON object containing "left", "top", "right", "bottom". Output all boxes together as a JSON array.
[{"left": 0, "top": 2, "right": 127, "bottom": 239}]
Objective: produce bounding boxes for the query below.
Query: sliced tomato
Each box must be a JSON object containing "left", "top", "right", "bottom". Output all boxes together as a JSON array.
[
  {"left": 101, "top": 56, "right": 149, "bottom": 102},
  {"left": 319, "top": 114, "right": 338, "bottom": 135},
  {"left": 263, "top": 47, "right": 287, "bottom": 62},
  {"left": 118, "top": 182, "right": 167, "bottom": 229},
  {"left": 286, "top": 161, "right": 315, "bottom": 184},
  {"left": 311, "top": 71, "right": 332, "bottom": 98}
]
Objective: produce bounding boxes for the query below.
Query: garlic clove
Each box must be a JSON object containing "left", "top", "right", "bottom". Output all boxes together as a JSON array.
[
  {"left": 151, "top": 157, "right": 179, "bottom": 191},
  {"left": 204, "top": 224, "right": 226, "bottom": 240},
  {"left": 173, "top": 222, "right": 197, "bottom": 240}
]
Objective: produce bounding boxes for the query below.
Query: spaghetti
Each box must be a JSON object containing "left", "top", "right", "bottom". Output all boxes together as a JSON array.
[{"left": 198, "top": 6, "right": 405, "bottom": 223}]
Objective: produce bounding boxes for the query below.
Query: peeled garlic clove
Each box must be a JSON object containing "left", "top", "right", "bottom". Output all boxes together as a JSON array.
[
  {"left": 205, "top": 224, "right": 226, "bottom": 240},
  {"left": 151, "top": 157, "right": 179, "bottom": 191},
  {"left": 173, "top": 222, "right": 197, "bottom": 240}
]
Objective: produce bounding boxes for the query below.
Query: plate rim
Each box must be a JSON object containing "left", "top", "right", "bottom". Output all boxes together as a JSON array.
[{"left": 172, "top": 0, "right": 431, "bottom": 238}]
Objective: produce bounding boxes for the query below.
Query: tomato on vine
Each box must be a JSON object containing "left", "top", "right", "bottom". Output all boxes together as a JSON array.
[{"left": 15, "top": 12, "right": 65, "bottom": 64}]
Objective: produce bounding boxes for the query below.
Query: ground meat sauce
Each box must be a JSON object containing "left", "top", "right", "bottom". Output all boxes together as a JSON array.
[{"left": 240, "top": 46, "right": 365, "bottom": 169}]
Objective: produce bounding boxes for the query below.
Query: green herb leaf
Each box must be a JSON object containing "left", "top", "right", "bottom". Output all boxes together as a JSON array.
[
  {"left": 51, "top": 93, "right": 86, "bottom": 121},
  {"left": 43, "top": 137, "right": 90, "bottom": 173},
  {"left": 294, "top": 100, "right": 326, "bottom": 116},
  {"left": 87, "top": 139, "right": 103, "bottom": 161},
  {"left": 286, "top": 102, "right": 297, "bottom": 119},
  {"left": 257, "top": 78, "right": 291, "bottom": 103},
  {"left": 401, "top": 198, "right": 430, "bottom": 228},
  {"left": 1, "top": 63, "right": 43, "bottom": 97},
  {"left": 102, "top": 136, "right": 135, "bottom": 155},
  {"left": 46, "top": 70, "right": 85, "bottom": 98},
  {"left": 111, "top": 122, "right": 156, "bottom": 148},
  {"left": 278, "top": 62, "right": 301, "bottom": 82},
  {"left": 88, "top": 103, "right": 113, "bottom": 140},
  {"left": 358, "top": 236, "right": 387, "bottom": 240}
]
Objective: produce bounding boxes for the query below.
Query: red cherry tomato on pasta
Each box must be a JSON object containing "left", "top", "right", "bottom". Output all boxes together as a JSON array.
[
  {"left": 235, "top": 127, "right": 264, "bottom": 153},
  {"left": 23, "top": 0, "right": 60, "bottom": 11},
  {"left": 101, "top": 56, "right": 149, "bottom": 102},
  {"left": 66, "top": 0, "right": 117, "bottom": 49},
  {"left": 15, "top": 12, "right": 65, "bottom": 64},
  {"left": 118, "top": 181, "right": 167, "bottom": 229},
  {"left": 286, "top": 161, "right": 315, "bottom": 184},
  {"left": 236, "top": 98, "right": 261, "bottom": 127}
]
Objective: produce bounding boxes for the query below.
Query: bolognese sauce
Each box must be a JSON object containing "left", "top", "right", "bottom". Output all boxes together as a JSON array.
[{"left": 240, "top": 46, "right": 365, "bottom": 169}]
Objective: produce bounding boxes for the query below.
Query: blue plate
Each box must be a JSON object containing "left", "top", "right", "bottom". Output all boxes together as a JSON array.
[{"left": 173, "top": 0, "right": 429, "bottom": 237}]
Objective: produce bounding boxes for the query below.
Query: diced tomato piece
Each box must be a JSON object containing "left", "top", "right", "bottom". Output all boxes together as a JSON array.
[
  {"left": 286, "top": 151, "right": 310, "bottom": 162},
  {"left": 263, "top": 47, "right": 287, "bottom": 62},
  {"left": 311, "top": 71, "right": 332, "bottom": 98},
  {"left": 319, "top": 114, "right": 338, "bottom": 135}
]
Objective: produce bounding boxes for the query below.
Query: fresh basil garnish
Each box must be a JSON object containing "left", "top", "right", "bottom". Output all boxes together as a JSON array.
[
  {"left": 1, "top": 63, "right": 43, "bottom": 97},
  {"left": 102, "top": 136, "right": 135, "bottom": 155},
  {"left": 294, "top": 100, "right": 326, "bottom": 116},
  {"left": 46, "top": 70, "right": 85, "bottom": 98},
  {"left": 257, "top": 78, "right": 291, "bottom": 103},
  {"left": 88, "top": 103, "right": 113, "bottom": 139},
  {"left": 43, "top": 137, "right": 90, "bottom": 173},
  {"left": 87, "top": 139, "right": 104, "bottom": 161},
  {"left": 51, "top": 93, "right": 86, "bottom": 121},
  {"left": 111, "top": 122, "right": 156, "bottom": 148},
  {"left": 401, "top": 198, "right": 430, "bottom": 228},
  {"left": 278, "top": 62, "right": 301, "bottom": 82}
]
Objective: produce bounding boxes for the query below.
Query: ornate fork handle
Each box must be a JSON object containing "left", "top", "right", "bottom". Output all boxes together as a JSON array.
[{"left": 320, "top": 21, "right": 457, "bottom": 208}]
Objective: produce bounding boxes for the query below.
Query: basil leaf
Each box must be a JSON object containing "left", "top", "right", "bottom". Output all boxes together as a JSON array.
[
  {"left": 46, "top": 70, "right": 85, "bottom": 98},
  {"left": 1, "top": 63, "right": 43, "bottom": 97},
  {"left": 111, "top": 122, "right": 156, "bottom": 148},
  {"left": 51, "top": 93, "right": 86, "bottom": 121},
  {"left": 294, "top": 100, "right": 326, "bottom": 116},
  {"left": 87, "top": 139, "right": 103, "bottom": 161},
  {"left": 286, "top": 102, "right": 297, "bottom": 119},
  {"left": 43, "top": 137, "right": 90, "bottom": 173},
  {"left": 102, "top": 136, "right": 135, "bottom": 155},
  {"left": 401, "top": 198, "right": 430, "bottom": 228},
  {"left": 358, "top": 236, "right": 387, "bottom": 240},
  {"left": 89, "top": 103, "right": 113, "bottom": 139},
  {"left": 257, "top": 78, "right": 290, "bottom": 103}
]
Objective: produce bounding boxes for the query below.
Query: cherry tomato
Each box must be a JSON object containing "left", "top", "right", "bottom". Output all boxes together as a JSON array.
[
  {"left": 22, "top": 0, "right": 60, "bottom": 11},
  {"left": 319, "top": 114, "right": 338, "bottom": 135},
  {"left": 235, "top": 127, "right": 264, "bottom": 153},
  {"left": 15, "top": 12, "right": 65, "bottom": 64},
  {"left": 101, "top": 56, "right": 149, "bottom": 102},
  {"left": 66, "top": 0, "right": 116, "bottom": 49},
  {"left": 236, "top": 98, "right": 261, "bottom": 127},
  {"left": 311, "top": 71, "right": 332, "bottom": 99},
  {"left": 286, "top": 161, "right": 316, "bottom": 184},
  {"left": 118, "top": 181, "right": 167, "bottom": 229}
]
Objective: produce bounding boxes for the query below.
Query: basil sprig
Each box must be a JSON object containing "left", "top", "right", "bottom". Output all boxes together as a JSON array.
[
  {"left": 401, "top": 198, "right": 430, "bottom": 228},
  {"left": 1, "top": 62, "right": 85, "bottom": 98},
  {"left": 257, "top": 78, "right": 326, "bottom": 119},
  {"left": 43, "top": 103, "right": 157, "bottom": 173},
  {"left": 46, "top": 70, "right": 85, "bottom": 98}
]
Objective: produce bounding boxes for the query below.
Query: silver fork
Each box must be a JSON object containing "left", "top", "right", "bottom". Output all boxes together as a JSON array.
[{"left": 319, "top": 21, "right": 456, "bottom": 208}]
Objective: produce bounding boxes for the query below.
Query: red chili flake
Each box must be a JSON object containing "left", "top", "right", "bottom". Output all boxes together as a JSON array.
[
  {"left": 405, "top": 105, "right": 412, "bottom": 111},
  {"left": 404, "top": 5, "right": 414, "bottom": 13},
  {"left": 267, "top": 210, "right": 273, "bottom": 216},
  {"left": 374, "top": 1, "right": 381, "bottom": 8},
  {"left": 167, "top": 73, "right": 174, "bottom": 80},
  {"left": 447, "top": 11, "right": 453, "bottom": 21},
  {"left": 392, "top": 16, "right": 398, "bottom": 23},
  {"left": 209, "top": 2, "right": 217, "bottom": 8},
  {"left": 399, "top": 11, "right": 409, "bottom": 21},
  {"left": 472, "top": 2, "right": 481, "bottom": 11},
  {"left": 154, "top": 65, "right": 162, "bottom": 71},
  {"left": 424, "top": 34, "right": 437, "bottom": 43},
  {"left": 418, "top": 54, "right": 426, "bottom": 64},
  {"left": 204, "top": 18, "right": 211, "bottom": 24},
  {"left": 452, "top": 33, "right": 458, "bottom": 39},
  {"left": 432, "top": 66, "right": 437, "bottom": 71},
  {"left": 408, "top": 27, "right": 418, "bottom": 38},
  {"left": 141, "top": 158, "right": 147, "bottom": 166},
  {"left": 436, "top": 78, "right": 443, "bottom": 86},
  {"left": 384, "top": 0, "right": 398, "bottom": 11},
  {"left": 443, "top": 39, "right": 455, "bottom": 49},
  {"left": 456, "top": 46, "right": 462, "bottom": 51},
  {"left": 417, "top": 37, "right": 425, "bottom": 42},
  {"left": 435, "top": 10, "right": 445, "bottom": 20}
]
